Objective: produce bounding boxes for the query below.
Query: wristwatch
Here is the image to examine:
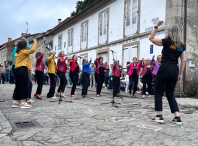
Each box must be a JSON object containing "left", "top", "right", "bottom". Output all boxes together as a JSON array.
[{"left": 154, "top": 26, "right": 158, "bottom": 29}]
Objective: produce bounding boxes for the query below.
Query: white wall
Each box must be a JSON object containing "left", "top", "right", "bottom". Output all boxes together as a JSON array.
[
  {"left": 140, "top": 0, "right": 166, "bottom": 33},
  {"left": 139, "top": 32, "right": 165, "bottom": 59},
  {"left": 53, "top": 0, "right": 125, "bottom": 54}
]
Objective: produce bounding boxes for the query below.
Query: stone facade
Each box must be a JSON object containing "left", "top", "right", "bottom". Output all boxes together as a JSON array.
[
  {"left": 166, "top": 0, "right": 198, "bottom": 97},
  {"left": 0, "top": 33, "right": 41, "bottom": 66}
]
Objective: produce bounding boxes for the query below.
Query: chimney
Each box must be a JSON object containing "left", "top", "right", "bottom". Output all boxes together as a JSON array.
[
  {"left": 58, "top": 19, "right": 62, "bottom": 24},
  {"left": 8, "top": 38, "right": 12, "bottom": 42}
]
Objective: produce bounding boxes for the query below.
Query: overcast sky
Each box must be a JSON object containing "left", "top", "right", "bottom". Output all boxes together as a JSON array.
[{"left": 0, "top": 0, "right": 78, "bottom": 44}]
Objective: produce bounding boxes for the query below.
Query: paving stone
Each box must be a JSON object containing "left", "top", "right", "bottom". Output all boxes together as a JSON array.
[{"left": 0, "top": 84, "right": 198, "bottom": 145}]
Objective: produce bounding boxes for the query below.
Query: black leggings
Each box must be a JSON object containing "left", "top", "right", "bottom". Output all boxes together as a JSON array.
[
  {"left": 82, "top": 72, "right": 89, "bottom": 96},
  {"left": 95, "top": 73, "right": 105, "bottom": 95},
  {"left": 143, "top": 74, "right": 152, "bottom": 95},
  {"left": 35, "top": 71, "right": 43, "bottom": 95},
  {"left": 155, "top": 62, "right": 179, "bottom": 113},
  {"left": 57, "top": 71, "right": 67, "bottom": 93},
  {"left": 129, "top": 75, "right": 138, "bottom": 95},
  {"left": 113, "top": 76, "right": 120, "bottom": 97},
  {"left": 15, "top": 67, "right": 29, "bottom": 100},
  {"left": 47, "top": 73, "right": 56, "bottom": 97},
  {"left": 70, "top": 73, "right": 78, "bottom": 95}
]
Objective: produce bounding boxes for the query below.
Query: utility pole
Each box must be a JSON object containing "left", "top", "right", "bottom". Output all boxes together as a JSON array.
[{"left": 26, "top": 22, "right": 29, "bottom": 34}]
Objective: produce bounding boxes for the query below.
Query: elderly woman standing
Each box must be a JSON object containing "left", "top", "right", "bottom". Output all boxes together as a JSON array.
[
  {"left": 149, "top": 20, "right": 186, "bottom": 125},
  {"left": 56, "top": 51, "right": 68, "bottom": 98},
  {"left": 82, "top": 57, "right": 92, "bottom": 97},
  {"left": 151, "top": 55, "right": 162, "bottom": 77},
  {"left": 34, "top": 49, "right": 44, "bottom": 100},
  {"left": 94, "top": 55, "right": 106, "bottom": 97},
  {"left": 139, "top": 58, "right": 154, "bottom": 98}
]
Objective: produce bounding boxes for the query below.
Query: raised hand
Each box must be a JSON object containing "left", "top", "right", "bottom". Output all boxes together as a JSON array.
[
  {"left": 90, "top": 58, "right": 92, "bottom": 61},
  {"left": 52, "top": 51, "right": 56, "bottom": 55},
  {"left": 152, "top": 55, "right": 155, "bottom": 59},
  {"left": 33, "top": 39, "right": 37, "bottom": 43},
  {"left": 156, "top": 20, "right": 164, "bottom": 27},
  {"left": 142, "top": 58, "right": 144, "bottom": 61}
]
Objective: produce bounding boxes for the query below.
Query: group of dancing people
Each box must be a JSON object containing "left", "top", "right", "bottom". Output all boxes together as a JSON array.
[{"left": 10, "top": 20, "right": 186, "bottom": 125}]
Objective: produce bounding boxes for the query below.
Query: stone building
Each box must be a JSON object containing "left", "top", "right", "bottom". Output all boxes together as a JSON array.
[
  {"left": 0, "top": 33, "right": 41, "bottom": 66},
  {"left": 47, "top": 0, "right": 198, "bottom": 97}
]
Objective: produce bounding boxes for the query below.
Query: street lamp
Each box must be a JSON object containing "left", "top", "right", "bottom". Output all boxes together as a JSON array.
[{"left": 43, "top": 34, "right": 46, "bottom": 44}]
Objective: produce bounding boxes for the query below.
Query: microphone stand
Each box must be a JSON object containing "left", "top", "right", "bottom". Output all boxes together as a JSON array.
[
  {"left": 46, "top": 47, "right": 72, "bottom": 104},
  {"left": 100, "top": 51, "right": 124, "bottom": 108}
]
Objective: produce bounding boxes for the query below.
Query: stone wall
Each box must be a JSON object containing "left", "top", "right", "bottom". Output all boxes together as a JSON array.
[{"left": 166, "top": 0, "right": 198, "bottom": 97}]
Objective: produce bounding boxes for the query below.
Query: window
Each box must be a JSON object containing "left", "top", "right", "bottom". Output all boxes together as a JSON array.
[
  {"left": 123, "top": 45, "right": 137, "bottom": 71},
  {"left": 68, "top": 29, "right": 73, "bottom": 53},
  {"left": 58, "top": 34, "right": 62, "bottom": 50},
  {"left": 81, "top": 21, "right": 88, "bottom": 50},
  {"left": 125, "top": 0, "right": 138, "bottom": 37},
  {"left": 99, "top": 9, "right": 109, "bottom": 44}
]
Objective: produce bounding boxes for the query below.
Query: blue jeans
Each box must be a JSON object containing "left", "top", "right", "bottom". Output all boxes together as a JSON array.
[
  {"left": 109, "top": 76, "right": 113, "bottom": 89},
  {"left": 1, "top": 74, "right": 5, "bottom": 84},
  {"left": 5, "top": 74, "right": 9, "bottom": 82},
  {"left": 34, "top": 75, "right": 36, "bottom": 83},
  {"left": 11, "top": 76, "right": 15, "bottom": 84},
  {"left": 43, "top": 76, "right": 48, "bottom": 84},
  {"left": 65, "top": 73, "right": 69, "bottom": 85}
]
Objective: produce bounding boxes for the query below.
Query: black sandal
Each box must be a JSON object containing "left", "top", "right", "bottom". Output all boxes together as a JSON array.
[
  {"left": 172, "top": 117, "right": 182, "bottom": 125},
  {"left": 152, "top": 115, "right": 164, "bottom": 123}
]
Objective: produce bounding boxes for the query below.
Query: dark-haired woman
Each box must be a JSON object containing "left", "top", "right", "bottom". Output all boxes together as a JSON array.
[
  {"left": 56, "top": 51, "right": 68, "bottom": 98},
  {"left": 127, "top": 57, "right": 140, "bottom": 97},
  {"left": 82, "top": 57, "right": 92, "bottom": 97},
  {"left": 47, "top": 51, "right": 57, "bottom": 98},
  {"left": 149, "top": 20, "right": 186, "bottom": 125},
  {"left": 14, "top": 39, "right": 37, "bottom": 108},
  {"left": 70, "top": 55, "right": 80, "bottom": 97},
  {"left": 34, "top": 49, "right": 44, "bottom": 100},
  {"left": 94, "top": 55, "right": 106, "bottom": 97}
]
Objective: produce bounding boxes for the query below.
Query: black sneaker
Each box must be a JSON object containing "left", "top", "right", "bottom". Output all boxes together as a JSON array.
[
  {"left": 152, "top": 115, "right": 164, "bottom": 123},
  {"left": 172, "top": 117, "right": 182, "bottom": 125}
]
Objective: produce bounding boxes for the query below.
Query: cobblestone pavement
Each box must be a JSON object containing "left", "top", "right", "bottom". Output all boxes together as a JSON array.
[{"left": 0, "top": 83, "right": 198, "bottom": 146}]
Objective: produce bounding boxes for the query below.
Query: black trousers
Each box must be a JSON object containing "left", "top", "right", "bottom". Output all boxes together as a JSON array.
[
  {"left": 57, "top": 71, "right": 67, "bottom": 93},
  {"left": 47, "top": 73, "right": 56, "bottom": 97},
  {"left": 95, "top": 73, "right": 105, "bottom": 95},
  {"left": 129, "top": 75, "right": 138, "bottom": 95},
  {"left": 143, "top": 74, "right": 152, "bottom": 95},
  {"left": 82, "top": 72, "right": 89, "bottom": 96},
  {"left": 28, "top": 77, "right": 32, "bottom": 99},
  {"left": 35, "top": 71, "right": 43, "bottom": 95},
  {"left": 70, "top": 73, "right": 78, "bottom": 95},
  {"left": 15, "top": 67, "right": 29, "bottom": 100},
  {"left": 113, "top": 76, "right": 120, "bottom": 97},
  {"left": 105, "top": 76, "right": 109, "bottom": 87},
  {"left": 155, "top": 62, "right": 179, "bottom": 113}
]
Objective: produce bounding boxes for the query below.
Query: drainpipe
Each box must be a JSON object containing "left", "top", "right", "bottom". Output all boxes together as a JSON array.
[{"left": 183, "top": 0, "right": 187, "bottom": 97}]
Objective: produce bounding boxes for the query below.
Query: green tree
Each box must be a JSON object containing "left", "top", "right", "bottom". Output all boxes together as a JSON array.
[{"left": 71, "top": 0, "right": 97, "bottom": 16}]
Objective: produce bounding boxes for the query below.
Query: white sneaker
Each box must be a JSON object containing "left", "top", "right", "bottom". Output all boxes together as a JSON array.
[
  {"left": 52, "top": 96, "right": 57, "bottom": 99},
  {"left": 149, "top": 95, "right": 151, "bottom": 98},
  {"left": 21, "top": 102, "right": 32, "bottom": 109},
  {"left": 93, "top": 86, "right": 95, "bottom": 88},
  {"left": 105, "top": 87, "right": 107, "bottom": 89},
  {"left": 142, "top": 95, "right": 145, "bottom": 98},
  {"left": 29, "top": 99, "right": 35, "bottom": 103},
  {"left": 12, "top": 100, "right": 20, "bottom": 108},
  {"left": 90, "top": 86, "right": 91, "bottom": 87}
]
